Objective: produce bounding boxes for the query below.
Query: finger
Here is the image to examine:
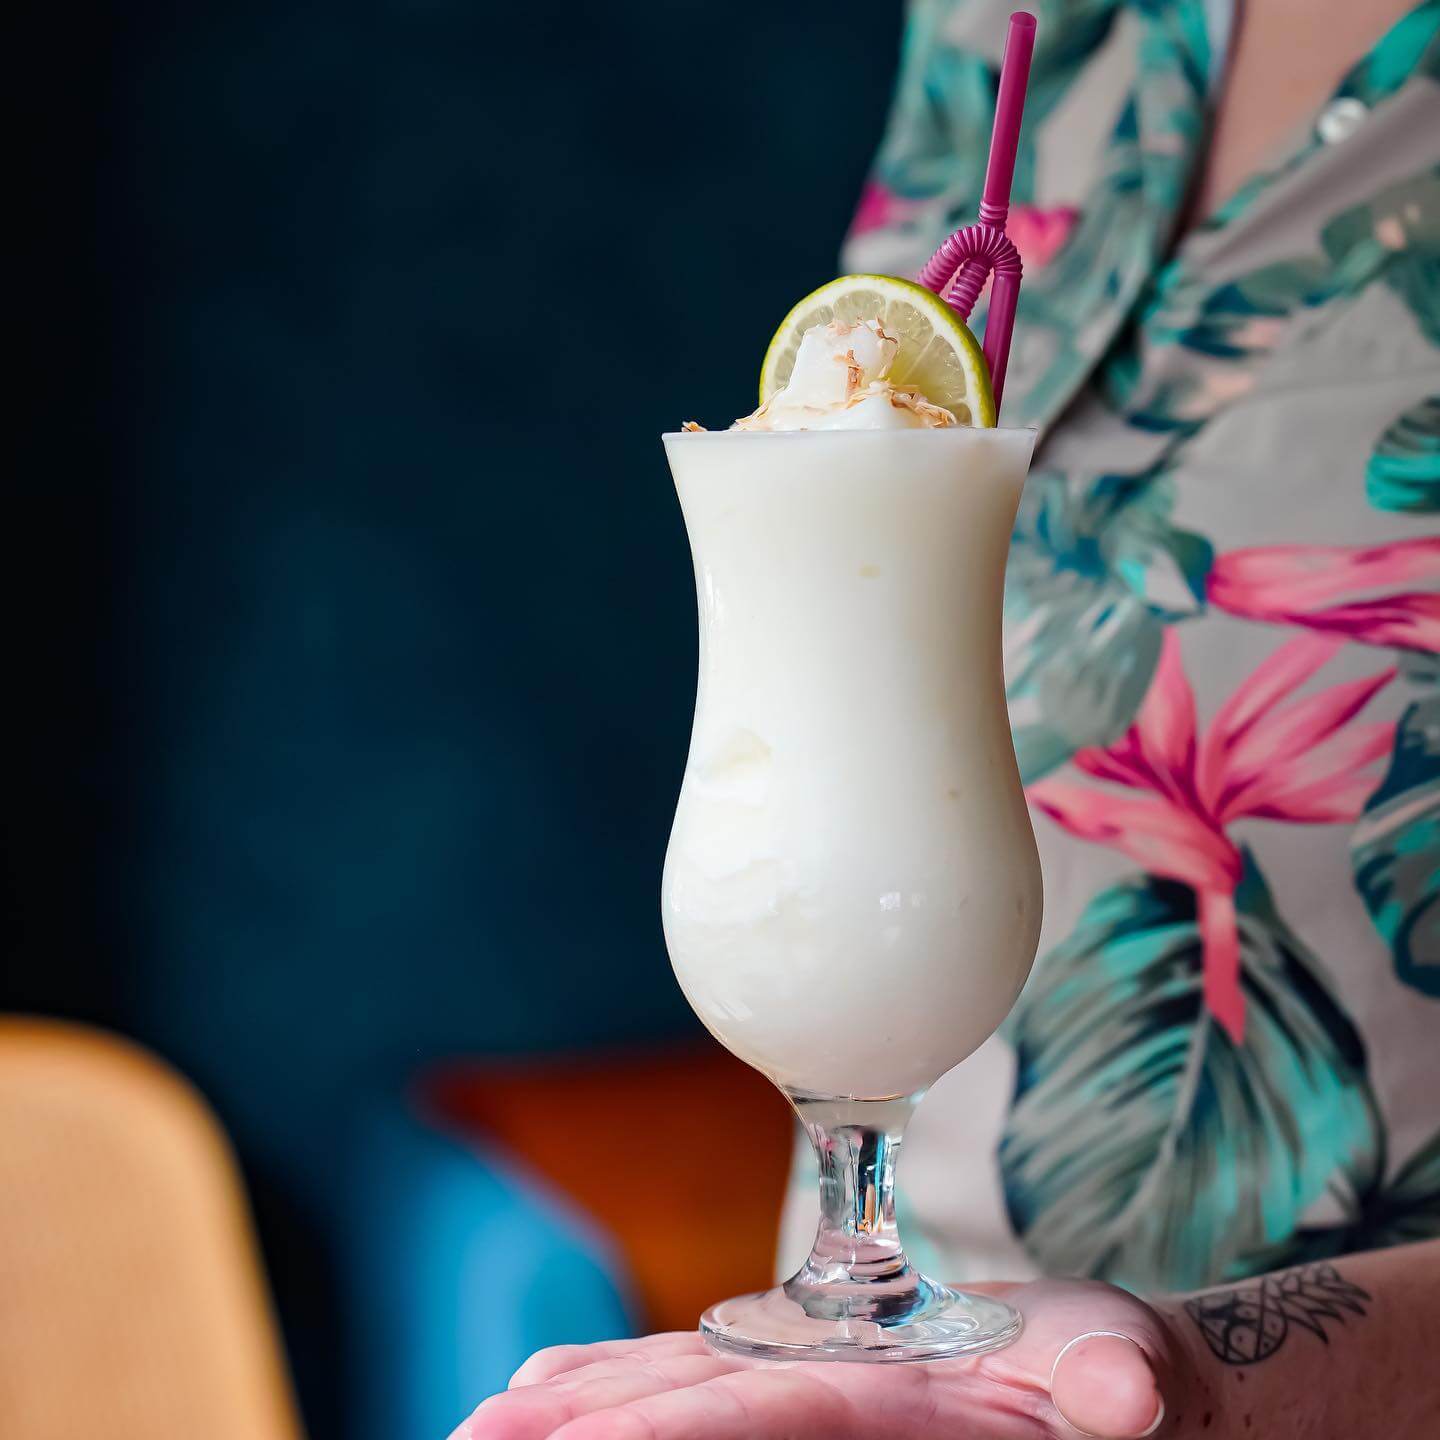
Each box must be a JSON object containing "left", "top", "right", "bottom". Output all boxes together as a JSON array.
[
  {"left": 987, "top": 1280, "right": 1173, "bottom": 1385},
  {"left": 509, "top": 1332, "right": 708, "bottom": 1387},
  {"left": 969, "top": 1280, "right": 1169, "bottom": 1437},
  {"left": 461, "top": 1354, "right": 742, "bottom": 1440},
  {"left": 1050, "top": 1332, "right": 1164, "bottom": 1439}
]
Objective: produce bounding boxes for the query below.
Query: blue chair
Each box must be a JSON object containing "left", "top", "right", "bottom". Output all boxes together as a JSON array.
[{"left": 343, "top": 1100, "right": 637, "bottom": 1440}]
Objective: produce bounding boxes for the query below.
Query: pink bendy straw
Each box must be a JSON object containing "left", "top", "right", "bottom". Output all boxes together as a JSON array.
[{"left": 918, "top": 10, "right": 1036, "bottom": 412}]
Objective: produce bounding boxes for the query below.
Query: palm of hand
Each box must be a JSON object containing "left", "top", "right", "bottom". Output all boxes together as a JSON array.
[{"left": 457, "top": 1279, "right": 1179, "bottom": 1440}]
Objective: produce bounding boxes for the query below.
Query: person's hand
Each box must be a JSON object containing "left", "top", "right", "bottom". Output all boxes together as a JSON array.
[{"left": 454, "top": 1278, "right": 1212, "bottom": 1439}]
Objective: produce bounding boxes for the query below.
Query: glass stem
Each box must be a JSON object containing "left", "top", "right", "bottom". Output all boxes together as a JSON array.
[{"left": 783, "top": 1092, "right": 943, "bottom": 1323}]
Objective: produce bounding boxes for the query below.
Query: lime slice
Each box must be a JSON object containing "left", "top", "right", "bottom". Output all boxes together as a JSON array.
[{"left": 759, "top": 274, "right": 996, "bottom": 427}]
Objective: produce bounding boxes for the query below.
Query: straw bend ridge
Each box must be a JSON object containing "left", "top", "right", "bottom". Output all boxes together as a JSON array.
[{"left": 919, "top": 10, "right": 1036, "bottom": 413}]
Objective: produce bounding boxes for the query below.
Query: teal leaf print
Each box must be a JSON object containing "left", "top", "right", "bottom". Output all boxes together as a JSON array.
[
  {"left": 1351, "top": 692, "right": 1440, "bottom": 997},
  {"left": 1366, "top": 398, "right": 1440, "bottom": 513},
  {"left": 1169, "top": 261, "right": 1329, "bottom": 354},
  {"left": 1014, "top": 0, "right": 1214, "bottom": 428},
  {"left": 870, "top": 0, "right": 1129, "bottom": 209},
  {"left": 1340, "top": 1, "right": 1440, "bottom": 105},
  {"left": 1239, "top": 1126, "right": 1440, "bottom": 1271},
  {"left": 1000, "top": 859, "right": 1380, "bottom": 1292},
  {"left": 1008, "top": 584, "right": 1164, "bottom": 782},
  {"left": 1382, "top": 1128, "right": 1440, "bottom": 1242},
  {"left": 1006, "top": 469, "right": 1211, "bottom": 782},
  {"left": 873, "top": 23, "right": 993, "bottom": 203},
  {"left": 1399, "top": 649, "right": 1440, "bottom": 686},
  {"left": 1320, "top": 169, "right": 1440, "bottom": 346},
  {"left": 1110, "top": 170, "right": 1440, "bottom": 434},
  {"left": 1100, "top": 502, "right": 1212, "bottom": 611}
]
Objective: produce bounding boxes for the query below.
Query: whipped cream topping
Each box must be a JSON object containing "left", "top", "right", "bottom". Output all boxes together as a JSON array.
[{"left": 732, "top": 318, "right": 958, "bottom": 431}]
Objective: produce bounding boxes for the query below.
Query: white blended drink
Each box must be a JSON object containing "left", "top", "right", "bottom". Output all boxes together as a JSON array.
[
  {"left": 659, "top": 287, "right": 1044, "bottom": 1363},
  {"left": 663, "top": 427, "right": 1039, "bottom": 1100}
]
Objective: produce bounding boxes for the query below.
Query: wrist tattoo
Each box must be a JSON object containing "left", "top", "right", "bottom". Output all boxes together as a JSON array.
[{"left": 1185, "top": 1262, "right": 1371, "bottom": 1366}]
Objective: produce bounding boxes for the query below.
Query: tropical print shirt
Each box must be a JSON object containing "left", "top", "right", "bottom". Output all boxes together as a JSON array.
[{"left": 780, "top": 0, "right": 1440, "bottom": 1294}]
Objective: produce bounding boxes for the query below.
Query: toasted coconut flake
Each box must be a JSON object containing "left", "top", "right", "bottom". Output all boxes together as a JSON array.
[
  {"left": 731, "top": 397, "right": 774, "bottom": 431},
  {"left": 732, "top": 316, "right": 961, "bottom": 430},
  {"left": 834, "top": 348, "right": 864, "bottom": 397},
  {"left": 681, "top": 420, "right": 707, "bottom": 432},
  {"left": 888, "top": 387, "right": 959, "bottom": 427}
]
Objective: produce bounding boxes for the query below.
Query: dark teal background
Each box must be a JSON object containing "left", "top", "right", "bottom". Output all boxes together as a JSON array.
[{"left": 11, "top": 2, "right": 898, "bottom": 1432}]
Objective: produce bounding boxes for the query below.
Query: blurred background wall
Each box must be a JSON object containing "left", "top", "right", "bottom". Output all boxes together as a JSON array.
[{"left": 10, "top": 2, "right": 898, "bottom": 1434}]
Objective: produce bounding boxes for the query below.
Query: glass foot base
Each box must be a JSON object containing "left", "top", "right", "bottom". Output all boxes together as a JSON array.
[{"left": 701, "top": 1282, "right": 1021, "bottom": 1363}]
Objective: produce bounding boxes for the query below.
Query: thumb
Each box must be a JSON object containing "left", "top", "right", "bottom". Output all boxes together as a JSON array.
[{"left": 1049, "top": 1330, "right": 1165, "bottom": 1438}]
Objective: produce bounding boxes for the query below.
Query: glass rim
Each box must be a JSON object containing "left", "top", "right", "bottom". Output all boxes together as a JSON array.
[{"left": 661, "top": 425, "right": 1038, "bottom": 441}]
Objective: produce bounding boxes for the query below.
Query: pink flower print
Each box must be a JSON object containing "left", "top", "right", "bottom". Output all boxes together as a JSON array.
[
  {"left": 848, "top": 181, "right": 926, "bottom": 238},
  {"left": 1029, "top": 631, "right": 1396, "bottom": 1045},
  {"left": 1006, "top": 204, "right": 1080, "bottom": 271},
  {"left": 951, "top": 204, "right": 1082, "bottom": 301},
  {"left": 848, "top": 188, "right": 1078, "bottom": 275},
  {"left": 1209, "top": 538, "right": 1440, "bottom": 652}
]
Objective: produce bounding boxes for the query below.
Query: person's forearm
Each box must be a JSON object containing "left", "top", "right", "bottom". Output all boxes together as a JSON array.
[{"left": 1153, "top": 1239, "right": 1440, "bottom": 1438}]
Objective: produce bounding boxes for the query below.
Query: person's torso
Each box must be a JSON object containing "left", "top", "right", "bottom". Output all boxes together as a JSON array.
[{"left": 780, "top": 0, "right": 1440, "bottom": 1292}]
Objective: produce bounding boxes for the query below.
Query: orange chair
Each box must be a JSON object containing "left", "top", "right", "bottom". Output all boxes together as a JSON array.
[{"left": 0, "top": 1018, "right": 303, "bottom": 1439}]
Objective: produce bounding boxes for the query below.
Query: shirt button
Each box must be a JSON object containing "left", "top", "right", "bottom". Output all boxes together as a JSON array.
[{"left": 1316, "top": 96, "right": 1368, "bottom": 145}]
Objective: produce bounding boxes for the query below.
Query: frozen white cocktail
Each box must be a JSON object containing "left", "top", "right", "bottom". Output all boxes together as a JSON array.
[
  {"left": 662, "top": 280, "right": 1041, "bottom": 1361},
  {"left": 664, "top": 423, "right": 1039, "bottom": 1101},
  {"left": 661, "top": 11, "right": 1040, "bottom": 1360}
]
